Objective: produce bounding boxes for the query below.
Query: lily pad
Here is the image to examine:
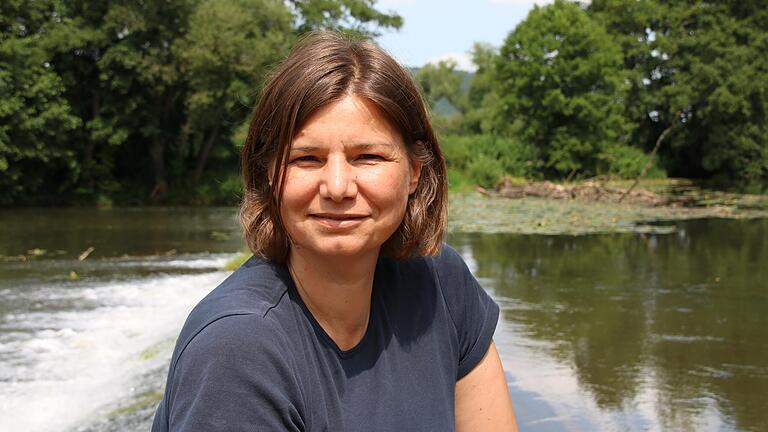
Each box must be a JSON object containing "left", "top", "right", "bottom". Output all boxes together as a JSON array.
[{"left": 447, "top": 192, "right": 768, "bottom": 235}]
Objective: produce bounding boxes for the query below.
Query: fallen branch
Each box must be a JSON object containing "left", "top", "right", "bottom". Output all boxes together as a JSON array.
[
  {"left": 78, "top": 246, "right": 95, "bottom": 261},
  {"left": 619, "top": 115, "right": 678, "bottom": 203},
  {"left": 497, "top": 179, "right": 666, "bottom": 206}
]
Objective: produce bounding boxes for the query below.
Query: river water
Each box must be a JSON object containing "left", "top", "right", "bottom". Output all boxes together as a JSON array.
[{"left": 1, "top": 207, "right": 766, "bottom": 431}]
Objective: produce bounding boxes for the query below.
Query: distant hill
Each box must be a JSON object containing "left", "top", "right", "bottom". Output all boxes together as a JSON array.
[{"left": 408, "top": 66, "right": 474, "bottom": 117}]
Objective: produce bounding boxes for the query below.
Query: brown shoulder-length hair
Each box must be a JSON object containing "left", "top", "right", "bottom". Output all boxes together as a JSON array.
[{"left": 239, "top": 31, "right": 447, "bottom": 263}]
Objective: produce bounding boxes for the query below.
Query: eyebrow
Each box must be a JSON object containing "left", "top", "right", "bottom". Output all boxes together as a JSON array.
[{"left": 290, "top": 143, "right": 393, "bottom": 153}]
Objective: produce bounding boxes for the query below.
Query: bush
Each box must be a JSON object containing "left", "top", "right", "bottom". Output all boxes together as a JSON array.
[
  {"left": 494, "top": 136, "right": 540, "bottom": 178},
  {"left": 598, "top": 144, "right": 666, "bottom": 179},
  {"left": 440, "top": 133, "right": 539, "bottom": 188},
  {"left": 446, "top": 169, "right": 474, "bottom": 192},
  {"left": 170, "top": 169, "right": 242, "bottom": 205},
  {"left": 440, "top": 134, "right": 474, "bottom": 172},
  {"left": 467, "top": 154, "right": 505, "bottom": 189}
]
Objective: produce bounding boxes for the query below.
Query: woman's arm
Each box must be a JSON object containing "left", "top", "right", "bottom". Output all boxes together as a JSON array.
[{"left": 455, "top": 341, "right": 518, "bottom": 431}]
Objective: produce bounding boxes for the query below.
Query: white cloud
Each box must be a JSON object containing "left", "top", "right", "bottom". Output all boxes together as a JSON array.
[{"left": 426, "top": 52, "right": 477, "bottom": 72}]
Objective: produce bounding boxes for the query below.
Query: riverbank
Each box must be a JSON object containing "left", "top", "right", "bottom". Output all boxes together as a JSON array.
[
  {"left": 493, "top": 177, "right": 768, "bottom": 208},
  {"left": 450, "top": 178, "right": 768, "bottom": 235},
  {"left": 221, "top": 182, "right": 768, "bottom": 269}
]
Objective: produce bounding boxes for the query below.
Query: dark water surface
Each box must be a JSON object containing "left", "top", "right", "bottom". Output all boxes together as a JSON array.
[
  {"left": 448, "top": 218, "right": 768, "bottom": 431},
  {"left": 1, "top": 208, "right": 766, "bottom": 431}
]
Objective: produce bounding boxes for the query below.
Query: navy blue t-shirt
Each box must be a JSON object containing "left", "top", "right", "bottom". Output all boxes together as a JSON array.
[{"left": 152, "top": 244, "right": 499, "bottom": 431}]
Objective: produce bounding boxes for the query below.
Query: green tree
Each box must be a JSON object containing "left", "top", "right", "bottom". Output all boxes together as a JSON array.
[
  {"left": 414, "top": 59, "right": 465, "bottom": 112},
  {"left": 590, "top": 0, "right": 768, "bottom": 184},
  {"left": 493, "top": 0, "right": 630, "bottom": 178},
  {"left": 1, "top": 0, "right": 402, "bottom": 205},
  {"left": 413, "top": 59, "right": 469, "bottom": 134},
  {"left": 288, "top": 0, "right": 402, "bottom": 37},
  {"left": 0, "top": 0, "right": 81, "bottom": 204},
  {"left": 175, "top": 0, "right": 293, "bottom": 184},
  {"left": 464, "top": 42, "right": 503, "bottom": 134},
  {"left": 47, "top": 1, "right": 129, "bottom": 201},
  {"left": 96, "top": 0, "right": 199, "bottom": 200}
]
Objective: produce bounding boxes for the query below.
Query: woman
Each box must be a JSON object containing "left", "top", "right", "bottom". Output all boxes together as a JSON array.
[{"left": 152, "top": 31, "right": 517, "bottom": 431}]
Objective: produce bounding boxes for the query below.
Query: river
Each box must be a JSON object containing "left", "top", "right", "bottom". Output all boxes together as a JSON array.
[{"left": 1, "top": 206, "right": 766, "bottom": 431}]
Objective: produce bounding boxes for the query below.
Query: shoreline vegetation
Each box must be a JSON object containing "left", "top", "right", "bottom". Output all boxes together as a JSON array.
[
  {"left": 448, "top": 179, "right": 768, "bottom": 236},
  {"left": 489, "top": 177, "right": 768, "bottom": 211}
]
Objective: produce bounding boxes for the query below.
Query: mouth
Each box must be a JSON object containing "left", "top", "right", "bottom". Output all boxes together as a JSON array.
[
  {"left": 310, "top": 213, "right": 369, "bottom": 228},
  {"left": 311, "top": 213, "right": 368, "bottom": 220}
]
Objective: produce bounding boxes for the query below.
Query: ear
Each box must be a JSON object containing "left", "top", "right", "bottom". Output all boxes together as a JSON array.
[{"left": 408, "top": 158, "right": 422, "bottom": 195}]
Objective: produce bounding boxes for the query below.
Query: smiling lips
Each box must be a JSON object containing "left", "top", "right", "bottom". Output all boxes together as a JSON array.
[{"left": 310, "top": 213, "right": 369, "bottom": 229}]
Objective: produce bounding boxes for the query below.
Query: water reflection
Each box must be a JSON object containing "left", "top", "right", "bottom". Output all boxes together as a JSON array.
[
  {"left": 0, "top": 207, "right": 242, "bottom": 260},
  {"left": 449, "top": 218, "right": 768, "bottom": 431}
]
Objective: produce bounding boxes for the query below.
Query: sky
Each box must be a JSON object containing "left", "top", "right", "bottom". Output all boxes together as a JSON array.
[{"left": 375, "top": 0, "right": 553, "bottom": 71}]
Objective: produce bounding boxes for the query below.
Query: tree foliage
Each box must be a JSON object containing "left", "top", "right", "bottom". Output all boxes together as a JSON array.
[
  {"left": 414, "top": 59, "right": 465, "bottom": 112},
  {"left": 3, "top": 0, "right": 766, "bottom": 203},
  {"left": 0, "top": 0, "right": 81, "bottom": 204},
  {"left": 591, "top": 0, "right": 768, "bottom": 183},
  {"left": 436, "top": 0, "right": 767, "bottom": 186},
  {"left": 0, "top": 0, "right": 400, "bottom": 205},
  {"left": 288, "top": 0, "right": 402, "bottom": 37},
  {"left": 493, "top": 0, "right": 630, "bottom": 178},
  {"left": 463, "top": 42, "right": 503, "bottom": 135},
  {"left": 175, "top": 0, "right": 293, "bottom": 183}
]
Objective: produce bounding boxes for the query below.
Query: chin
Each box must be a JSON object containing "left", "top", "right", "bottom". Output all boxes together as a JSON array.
[
  {"left": 324, "top": 243, "right": 376, "bottom": 257},
  {"left": 302, "top": 238, "right": 382, "bottom": 259}
]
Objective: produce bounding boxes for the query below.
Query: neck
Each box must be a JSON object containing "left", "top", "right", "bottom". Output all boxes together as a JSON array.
[{"left": 287, "top": 248, "right": 379, "bottom": 351}]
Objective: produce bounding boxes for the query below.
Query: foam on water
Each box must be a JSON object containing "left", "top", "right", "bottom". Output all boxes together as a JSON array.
[
  {"left": 0, "top": 256, "right": 233, "bottom": 432},
  {"left": 106, "top": 255, "right": 231, "bottom": 270}
]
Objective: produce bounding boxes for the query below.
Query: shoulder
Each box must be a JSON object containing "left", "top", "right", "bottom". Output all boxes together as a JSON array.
[
  {"left": 376, "top": 243, "right": 473, "bottom": 306},
  {"left": 427, "top": 244, "right": 500, "bottom": 378},
  {"left": 429, "top": 243, "right": 472, "bottom": 277},
  {"left": 201, "top": 254, "right": 289, "bottom": 316},
  {"left": 174, "top": 255, "right": 299, "bottom": 368},
  {"left": 379, "top": 243, "right": 466, "bottom": 282},
  {"left": 170, "top": 255, "right": 292, "bottom": 370},
  {"left": 162, "top": 314, "right": 305, "bottom": 431},
  {"left": 424, "top": 243, "right": 479, "bottom": 306},
  {"left": 155, "top": 256, "right": 306, "bottom": 431},
  {"left": 176, "top": 312, "right": 292, "bottom": 375}
]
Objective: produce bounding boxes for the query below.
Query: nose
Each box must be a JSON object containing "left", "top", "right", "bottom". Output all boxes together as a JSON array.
[{"left": 319, "top": 157, "right": 357, "bottom": 202}]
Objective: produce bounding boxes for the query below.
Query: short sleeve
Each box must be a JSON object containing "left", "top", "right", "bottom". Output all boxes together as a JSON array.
[
  {"left": 431, "top": 244, "right": 500, "bottom": 380},
  {"left": 152, "top": 314, "right": 305, "bottom": 432}
]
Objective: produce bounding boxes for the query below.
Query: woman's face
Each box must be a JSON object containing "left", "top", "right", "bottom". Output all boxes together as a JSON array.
[{"left": 278, "top": 95, "right": 421, "bottom": 260}]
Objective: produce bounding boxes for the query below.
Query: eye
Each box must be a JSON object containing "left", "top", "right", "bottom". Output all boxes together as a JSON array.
[
  {"left": 357, "top": 154, "right": 384, "bottom": 161},
  {"left": 290, "top": 155, "right": 320, "bottom": 164}
]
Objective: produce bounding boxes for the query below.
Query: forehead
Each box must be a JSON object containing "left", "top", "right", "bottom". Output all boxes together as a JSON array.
[{"left": 292, "top": 95, "right": 404, "bottom": 148}]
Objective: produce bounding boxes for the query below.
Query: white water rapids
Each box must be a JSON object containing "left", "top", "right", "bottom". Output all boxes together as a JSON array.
[{"left": 0, "top": 255, "right": 232, "bottom": 432}]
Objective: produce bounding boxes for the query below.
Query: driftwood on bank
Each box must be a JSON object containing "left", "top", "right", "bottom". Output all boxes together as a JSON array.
[
  {"left": 619, "top": 115, "right": 679, "bottom": 203},
  {"left": 495, "top": 178, "right": 667, "bottom": 206}
]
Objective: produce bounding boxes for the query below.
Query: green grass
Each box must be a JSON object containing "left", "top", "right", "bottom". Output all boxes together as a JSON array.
[
  {"left": 139, "top": 338, "right": 175, "bottom": 361},
  {"left": 108, "top": 391, "right": 164, "bottom": 417},
  {"left": 224, "top": 251, "right": 252, "bottom": 271}
]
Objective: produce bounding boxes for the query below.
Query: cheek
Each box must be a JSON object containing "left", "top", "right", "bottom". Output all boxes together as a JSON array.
[
  {"left": 281, "top": 174, "right": 318, "bottom": 213},
  {"left": 364, "top": 162, "right": 412, "bottom": 187},
  {"left": 358, "top": 168, "right": 412, "bottom": 208}
]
